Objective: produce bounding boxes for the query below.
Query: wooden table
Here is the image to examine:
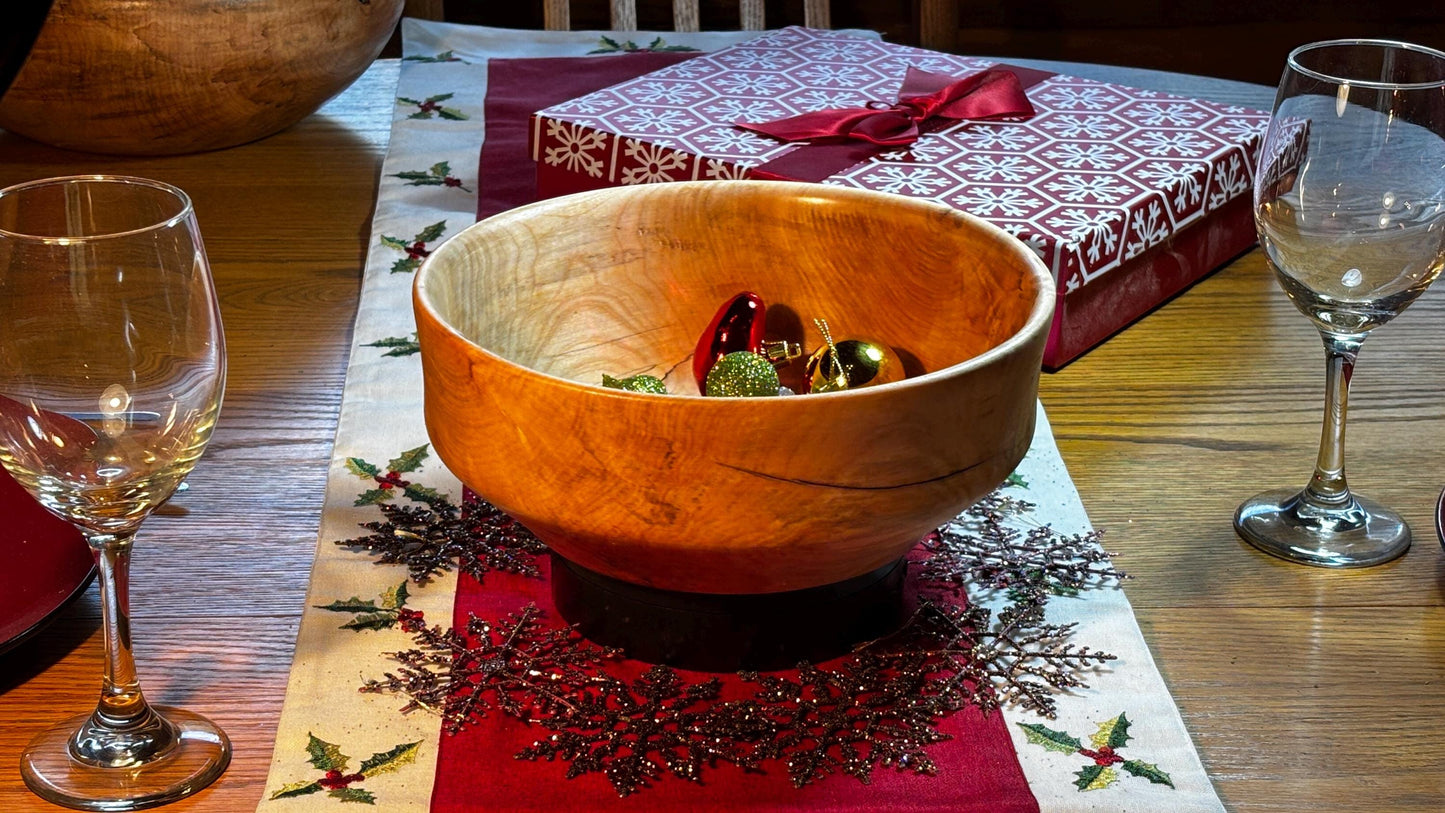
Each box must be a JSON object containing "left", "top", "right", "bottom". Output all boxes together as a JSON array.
[{"left": 1, "top": 55, "right": 1442, "bottom": 812}]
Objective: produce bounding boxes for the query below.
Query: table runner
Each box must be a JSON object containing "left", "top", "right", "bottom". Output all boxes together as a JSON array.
[{"left": 257, "top": 20, "right": 1224, "bottom": 812}]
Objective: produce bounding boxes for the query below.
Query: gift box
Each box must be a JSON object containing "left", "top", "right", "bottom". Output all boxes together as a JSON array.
[{"left": 528, "top": 27, "right": 1269, "bottom": 368}]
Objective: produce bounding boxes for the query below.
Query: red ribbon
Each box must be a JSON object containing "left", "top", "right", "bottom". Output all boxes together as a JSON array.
[{"left": 737, "top": 66, "right": 1036, "bottom": 147}]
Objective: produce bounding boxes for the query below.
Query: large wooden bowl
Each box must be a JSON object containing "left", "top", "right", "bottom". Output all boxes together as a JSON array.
[
  {"left": 0, "top": 0, "right": 404, "bottom": 155},
  {"left": 414, "top": 181, "right": 1054, "bottom": 594}
]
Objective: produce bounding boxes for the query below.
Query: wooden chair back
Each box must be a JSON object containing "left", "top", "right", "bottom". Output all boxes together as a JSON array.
[{"left": 541, "top": 1, "right": 830, "bottom": 31}]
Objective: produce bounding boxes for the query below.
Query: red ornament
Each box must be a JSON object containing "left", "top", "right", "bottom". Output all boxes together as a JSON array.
[{"left": 692, "top": 292, "right": 766, "bottom": 391}]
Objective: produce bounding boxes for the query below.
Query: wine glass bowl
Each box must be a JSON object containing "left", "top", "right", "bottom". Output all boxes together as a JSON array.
[
  {"left": 0, "top": 176, "right": 229, "bottom": 809},
  {"left": 1236, "top": 40, "right": 1445, "bottom": 567}
]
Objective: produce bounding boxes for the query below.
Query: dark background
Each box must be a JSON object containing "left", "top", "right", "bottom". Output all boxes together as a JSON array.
[{"left": 433, "top": 0, "right": 1445, "bottom": 85}]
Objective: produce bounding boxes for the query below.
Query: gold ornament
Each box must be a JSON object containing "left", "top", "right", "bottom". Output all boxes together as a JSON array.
[{"left": 805, "top": 319, "right": 902, "bottom": 393}]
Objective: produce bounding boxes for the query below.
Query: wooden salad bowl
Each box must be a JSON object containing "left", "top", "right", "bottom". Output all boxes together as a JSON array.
[
  {"left": 414, "top": 181, "right": 1054, "bottom": 594},
  {"left": 0, "top": 0, "right": 404, "bottom": 155}
]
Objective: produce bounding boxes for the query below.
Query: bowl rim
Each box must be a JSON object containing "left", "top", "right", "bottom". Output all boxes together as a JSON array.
[{"left": 414, "top": 180, "right": 1056, "bottom": 402}]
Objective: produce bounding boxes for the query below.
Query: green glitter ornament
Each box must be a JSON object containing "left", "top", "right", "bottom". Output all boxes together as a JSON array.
[
  {"left": 704, "top": 351, "right": 780, "bottom": 398},
  {"left": 601, "top": 373, "right": 669, "bottom": 394}
]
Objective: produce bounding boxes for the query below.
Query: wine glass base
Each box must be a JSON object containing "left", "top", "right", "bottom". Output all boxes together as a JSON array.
[
  {"left": 21, "top": 706, "right": 230, "bottom": 811},
  {"left": 1235, "top": 487, "right": 1410, "bottom": 568}
]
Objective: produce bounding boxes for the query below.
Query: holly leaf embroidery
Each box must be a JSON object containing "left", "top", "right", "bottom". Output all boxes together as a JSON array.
[
  {"left": 390, "top": 256, "right": 421, "bottom": 274},
  {"left": 1074, "top": 764, "right": 1118, "bottom": 791},
  {"left": 359, "top": 740, "right": 423, "bottom": 777},
  {"left": 387, "top": 445, "right": 430, "bottom": 474},
  {"left": 402, "top": 482, "right": 444, "bottom": 507},
  {"left": 316, "top": 581, "right": 410, "bottom": 631},
  {"left": 364, "top": 335, "right": 421, "bottom": 357},
  {"left": 346, "top": 458, "right": 381, "bottom": 479},
  {"left": 414, "top": 221, "right": 447, "bottom": 243},
  {"left": 1122, "top": 759, "right": 1174, "bottom": 787},
  {"left": 379, "top": 235, "right": 409, "bottom": 251},
  {"left": 314, "top": 597, "right": 382, "bottom": 613},
  {"left": 271, "top": 778, "right": 324, "bottom": 799},
  {"left": 355, "top": 488, "right": 391, "bottom": 506},
  {"left": 1018, "top": 721, "right": 1082, "bottom": 754},
  {"left": 328, "top": 787, "right": 376, "bottom": 804},
  {"left": 1090, "top": 713, "right": 1131, "bottom": 750},
  {"left": 381, "top": 580, "right": 409, "bottom": 610},
  {"left": 1005, "top": 471, "right": 1029, "bottom": 488},
  {"left": 306, "top": 733, "right": 350, "bottom": 772}
]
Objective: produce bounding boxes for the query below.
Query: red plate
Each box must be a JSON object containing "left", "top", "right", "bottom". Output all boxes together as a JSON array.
[{"left": 0, "top": 466, "right": 94, "bottom": 654}]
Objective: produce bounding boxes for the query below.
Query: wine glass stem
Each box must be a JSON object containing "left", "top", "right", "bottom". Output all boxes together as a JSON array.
[
  {"left": 1303, "top": 332, "right": 1364, "bottom": 509},
  {"left": 71, "top": 531, "right": 176, "bottom": 768}
]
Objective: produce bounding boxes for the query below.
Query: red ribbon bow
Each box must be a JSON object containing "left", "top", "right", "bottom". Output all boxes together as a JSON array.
[{"left": 738, "top": 66, "right": 1036, "bottom": 147}]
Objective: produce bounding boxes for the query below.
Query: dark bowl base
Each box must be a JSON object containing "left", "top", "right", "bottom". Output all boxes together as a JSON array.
[{"left": 551, "top": 553, "right": 909, "bottom": 672}]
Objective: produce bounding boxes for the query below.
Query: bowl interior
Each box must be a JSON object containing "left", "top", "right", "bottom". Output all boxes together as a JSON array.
[{"left": 420, "top": 182, "right": 1045, "bottom": 392}]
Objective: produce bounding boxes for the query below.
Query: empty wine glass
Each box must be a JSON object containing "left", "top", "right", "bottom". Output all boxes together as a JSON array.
[
  {"left": 1236, "top": 40, "right": 1445, "bottom": 567},
  {"left": 0, "top": 176, "right": 229, "bottom": 809}
]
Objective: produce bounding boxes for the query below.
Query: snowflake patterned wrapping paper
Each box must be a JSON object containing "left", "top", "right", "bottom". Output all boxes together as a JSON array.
[{"left": 529, "top": 26, "right": 1271, "bottom": 367}]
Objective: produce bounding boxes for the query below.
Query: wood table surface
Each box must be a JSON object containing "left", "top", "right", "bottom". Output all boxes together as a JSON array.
[{"left": 1, "top": 53, "right": 1442, "bottom": 812}]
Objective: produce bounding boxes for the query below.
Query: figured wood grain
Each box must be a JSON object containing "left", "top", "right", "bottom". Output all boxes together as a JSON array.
[
  {"left": 0, "top": 0, "right": 403, "bottom": 156},
  {"left": 414, "top": 182, "right": 1053, "bottom": 593},
  {"left": 1, "top": 54, "right": 1444, "bottom": 812}
]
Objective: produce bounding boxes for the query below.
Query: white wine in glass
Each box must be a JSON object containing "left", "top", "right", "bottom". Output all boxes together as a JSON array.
[
  {"left": 0, "top": 176, "right": 229, "bottom": 809},
  {"left": 1237, "top": 40, "right": 1445, "bottom": 567}
]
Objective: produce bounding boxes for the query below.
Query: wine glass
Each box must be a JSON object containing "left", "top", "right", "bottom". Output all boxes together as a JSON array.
[
  {"left": 0, "top": 176, "right": 229, "bottom": 809},
  {"left": 1236, "top": 40, "right": 1445, "bottom": 567}
]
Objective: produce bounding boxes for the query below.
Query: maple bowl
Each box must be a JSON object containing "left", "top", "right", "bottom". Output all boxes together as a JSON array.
[{"left": 414, "top": 181, "right": 1053, "bottom": 594}]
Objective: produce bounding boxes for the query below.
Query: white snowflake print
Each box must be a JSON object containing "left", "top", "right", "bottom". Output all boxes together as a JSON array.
[
  {"left": 716, "top": 49, "right": 799, "bottom": 71},
  {"left": 614, "top": 107, "right": 696, "bottom": 135},
  {"left": 748, "top": 29, "right": 808, "bottom": 47},
  {"left": 952, "top": 187, "right": 1045, "bottom": 217},
  {"left": 1121, "top": 102, "right": 1210, "bottom": 128},
  {"left": 798, "top": 40, "right": 877, "bottom": 62},
  {"left": 795, "top": 64, "right": 875, "bottom": 87},
  {"left": 704, "top": 158, "right": 751, "bottom": 179},
  {"left": 551, "top": 93, "right": 620, "bottom": 115},
  {"left": 1136, "top": 161, "right": 1205, "bottom": 211},
  {"left": 1206, "top": 153, "right": 1250, "bottom": 210},
  {"left": 876, "top": 135, "right": 957, "bottom": 163},
  {"left": 542, "top": 121, "right": 608, "bottom": 178},
  {"left": 1044, "top": 207, "right": 1122, "bottom": 264},
  {"left": 875, "top": 56, "right": 976, "bottom": 76},
  {"left": 627, "top": 81, "right": 706, "bottom": 106},
  {"left": 692, "top": 127, "right": 773, "bottom": 156},
  {"left": 1043, "top": 173, "right": 1136, "bottom": 204},
  {"left": 1124, "top": 199, "right": 1172, "bottom": 259},
  {"left": 1214, "top": 116, "right": 1270, "bottom": 141},
  {"left": 620, "top": 139, "right": 689, "bottom": 185},
  {"left": 1039, "top": 115, "right": 1125, "bottom": 139},
  {"left": 788, "top": 88, "right": 870, "bottom": 112},
  {"left": 860, "top": 165, "right": 953, "bottom": 195},
  {"left": 714, "top": 72, "right": 793, "bottom": 96},
  {"left": 1001, "top": 223, "right": 1050, "bottom": 259},
  {"left": 1128, "top": 130, "right": 1216, "bottom": 157},
  {"left": 960, "top": 125, "right": 1040, "bottom": 151},
  {"left": 652, "top": 59, "right": 721, "bottom": 81},
  {"left": 1037, "top": 85, "right": 1123, "bottom": 111},
  {"left": 1040, "top": 142, "right": 1129, "bottom": 170},
  {"left": 953, "top": 154, "right": 1043, "bottom": 182},
  {"left": 701, "top": 98, "right": 785, "bottom": 122}
]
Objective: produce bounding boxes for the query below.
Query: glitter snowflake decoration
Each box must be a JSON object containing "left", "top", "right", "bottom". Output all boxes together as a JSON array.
[
  {"left": 362, "top": 487, "right": 1125, "bottom": 795},
  {"left": 362, "top": 604, "right": 616, "bottom": 732}
]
